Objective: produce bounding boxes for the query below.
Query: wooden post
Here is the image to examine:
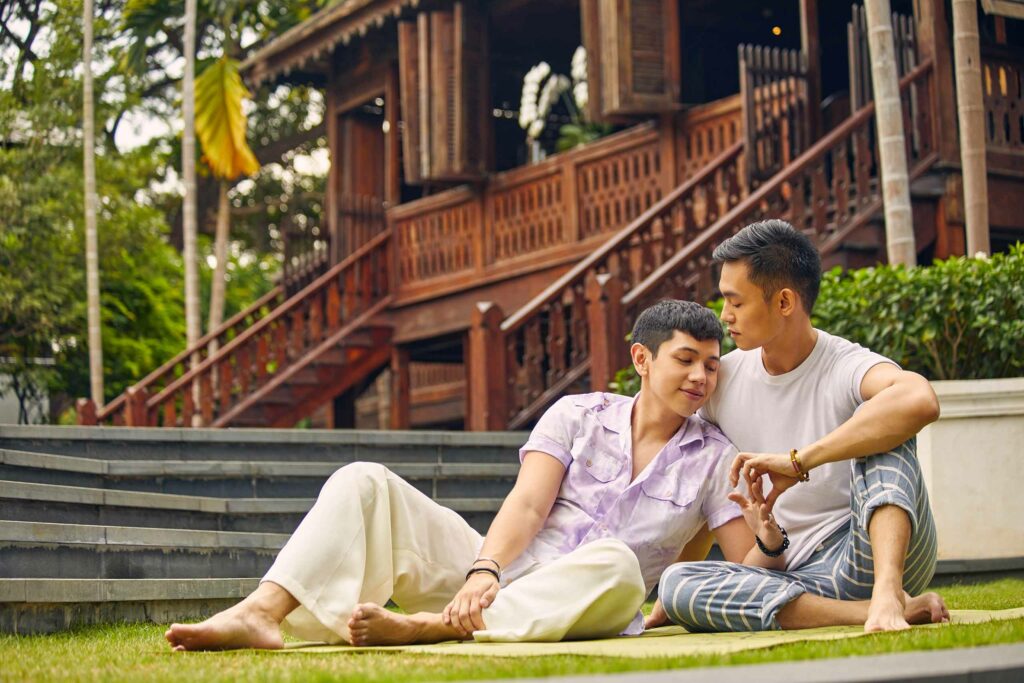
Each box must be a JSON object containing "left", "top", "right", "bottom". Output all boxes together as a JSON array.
[
  {"left": 915, "top": 0, "right": 959, "bottom": 164},
  {"left": 385, "top": 63, "right": 401, "bottom": 207},
  {"left": 585, "top": 271, "right": 625, "bottom": 393},
  {"left": 76, "top": 398, "right": 97, "bottom": 426},
  {"left": 390, "top": 346, "right": 411, "bottom": 429},
  {"left": 466, "top": 302, "right": 507, "bottom": 431},
  {"left": 800, "top": 0, "right": 823, "bottom": 141},
  {"left": 125, "top": 387, "right": 149, "bottom": 427},
  {"left": 951, "top": 0, "right": 990, "bottom": 256}
]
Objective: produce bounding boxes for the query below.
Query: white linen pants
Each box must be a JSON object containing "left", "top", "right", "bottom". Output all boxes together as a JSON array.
[{"left": 261, "top": 462, "right": 646, "bottom": 644}]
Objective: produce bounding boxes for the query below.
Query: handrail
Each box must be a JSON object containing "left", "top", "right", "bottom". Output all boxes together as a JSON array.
[
  {"left": 147, "top": 229, "right": 392, "bottom": 409},
  {"left": 501, "top": 141, "right": 744, "bottom": 333},
  {"left": 94, "top": 285, "right": 285, "bottom": 422},
  {"left": 623, "top": 59, "right": 934, "bottom": 309}
]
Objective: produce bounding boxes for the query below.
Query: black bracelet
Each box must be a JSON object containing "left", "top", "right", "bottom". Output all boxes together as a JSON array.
[
  {"left": 755, "top": 526, "right": 790, "bottom": 557},
  {"left": 465, "top": 566, "right": 500, "bottom": 582}
]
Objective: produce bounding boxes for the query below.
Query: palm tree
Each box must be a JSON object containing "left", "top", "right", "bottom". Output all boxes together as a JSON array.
[
  {"left": 952, "top": 0, "right": 990, "bottom": 256},
  {"left": 864, "top": 0, "right": 916, "bottom": 266},
  {"left": 183, "top": 0, "right": 201, "bottom": 357},
  {"left": 83, "top": 0, "right": 104, "bottom": 407}
]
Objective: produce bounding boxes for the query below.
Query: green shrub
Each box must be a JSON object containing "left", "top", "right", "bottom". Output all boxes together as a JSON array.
[{"left": 812, "top": 244, "right": 1024, "bottom": 381}]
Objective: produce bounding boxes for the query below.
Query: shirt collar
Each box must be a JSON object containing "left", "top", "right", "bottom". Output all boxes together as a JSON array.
[{"left": 595, "top": 392, "right": 707, "bottom": 452}]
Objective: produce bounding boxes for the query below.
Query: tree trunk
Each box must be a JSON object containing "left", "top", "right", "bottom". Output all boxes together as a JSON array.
[
  {"left": 207, "top": 180, "right": 231, "bottom": 354},
  {"left": 183, "top": 0, "right": 201, "bottom": 422},
  {"left": 864, "top": 0, "right": 917, "bottom": 266},
  {"left": 83, "top": 0, "right": 104, "bottom": 408},
  {"left": 952, "top": 0, "right": 990, "bottom": 256}
]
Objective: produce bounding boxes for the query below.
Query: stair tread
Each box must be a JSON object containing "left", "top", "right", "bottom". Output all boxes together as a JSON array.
[
  {"left": 0, "top": 577, "right": 260, "bottom": 603},
  {"left": 0, "top": 520, "right": 289, "bottom": 550}
]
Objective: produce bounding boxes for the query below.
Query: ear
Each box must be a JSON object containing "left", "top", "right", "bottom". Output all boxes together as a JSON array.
[
  {"left": 777, "top": 287, "right": 800, "bottom": 317},
  {"left": 630, "top": 342, "right": 650, "bottom": 376}
]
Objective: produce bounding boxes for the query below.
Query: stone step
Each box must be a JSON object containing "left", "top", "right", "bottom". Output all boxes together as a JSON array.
[
  {"left": 0, "top": 448, "right": 519, "bottom": 498},
  {"left": 0, "top": 520, "right": 286, "bottom": 579},
  {"left": 0, "top": 480, "right": 502, "bottom": 534},
  {"left": 0, "top": 425, "right": 527, "bottom": 462},
  {"left": 0, "top": 578, "right": 259, "bottom": 635}
]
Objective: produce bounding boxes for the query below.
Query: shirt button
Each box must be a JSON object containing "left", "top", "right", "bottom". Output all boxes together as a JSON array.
[{"left": 586, "top": 459, "right": 592, "bottom": 467}]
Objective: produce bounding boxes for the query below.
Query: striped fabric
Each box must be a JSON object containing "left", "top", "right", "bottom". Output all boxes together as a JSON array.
[{"left": 659, "top": 439, "right": 937, "bottom": 632}]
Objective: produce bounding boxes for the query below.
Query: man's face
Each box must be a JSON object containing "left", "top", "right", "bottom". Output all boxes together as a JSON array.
[
  {"left": 718, "top": 260, "right": 783, "bottom": 351},
  {"left": 640, "top": 330, "right": 720, "bottom": 418}
]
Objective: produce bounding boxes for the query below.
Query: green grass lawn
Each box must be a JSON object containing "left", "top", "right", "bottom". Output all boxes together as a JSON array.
[{"left": 2, "top": 579, "right": 1022, "bottom": 683}]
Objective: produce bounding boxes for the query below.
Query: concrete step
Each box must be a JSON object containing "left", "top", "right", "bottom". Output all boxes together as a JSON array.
[
  {"left": 0, "top": 578, "right": 259, "bottom": 634},
  {"left": 0, "top": 520, "right": 286, "bottom": 579},
  {"left": 0, "top": 425, "right": 527, "bottom": 462},
  {"left": 0, "top": 448, "right": 519, "bottom": 499},
  {"left": 0, "top": 480, "right": 502, "bottom": 534}
]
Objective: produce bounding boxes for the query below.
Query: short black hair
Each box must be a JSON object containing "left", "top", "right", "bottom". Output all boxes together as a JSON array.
[
  {"left": 712, "top": 219, "right": 821, "bottom": 313},
  {"left": 631, "top": 300, "right": 723, "bottom": 357}
]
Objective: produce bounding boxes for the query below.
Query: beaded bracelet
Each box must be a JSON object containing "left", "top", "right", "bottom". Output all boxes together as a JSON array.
[{"left": 755, "top": 526, "right": 790, "bottom": 557}]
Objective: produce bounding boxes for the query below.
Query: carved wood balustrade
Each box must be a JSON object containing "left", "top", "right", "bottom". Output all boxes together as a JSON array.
[
  {"left": 465, "top": 141, "right": 744, "bottom": 430},
  {"left": 390, "top": 123, "right": 667, "bottom": 305},
  {"left": 675, "top": 94, "right": 742, "bottom": 181},
  {"left": 76, "top": 286, "right": 286, "bottom": 426},
  {"left": 982, "top": 47, "right": 1024, "bottom": 173},
  {"left": 624, "top": 61, "right": 937, "bottom": 324},
  {"left": 137, "top": 231, "right": 392, "bottom": 427}
]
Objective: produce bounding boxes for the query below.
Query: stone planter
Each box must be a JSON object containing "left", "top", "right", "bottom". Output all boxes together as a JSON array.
[{"left": 917, "top": 377, "right": 1024, "bottom": 567}]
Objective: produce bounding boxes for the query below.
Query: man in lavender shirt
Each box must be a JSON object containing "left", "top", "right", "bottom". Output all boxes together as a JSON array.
[{"left": 166, "top": 300, "right": 777, "bottom": 651}]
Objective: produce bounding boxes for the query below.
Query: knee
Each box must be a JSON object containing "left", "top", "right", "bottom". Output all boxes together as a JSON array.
[
  {"left": 586, "top": 539, "right": 645, "bottom": 599},
  {"left": 322, "top": 461, "right": 390, "bottom": 496}
]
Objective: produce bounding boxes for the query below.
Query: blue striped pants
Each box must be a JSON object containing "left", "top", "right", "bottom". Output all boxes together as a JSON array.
[{"left": 659, "top": 439, "right": 937, "bottom": 631}]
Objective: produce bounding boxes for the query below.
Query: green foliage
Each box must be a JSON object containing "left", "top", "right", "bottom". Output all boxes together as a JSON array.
[
  {"left": 813, "top": 245, "right": 1024, "bottom": 381},
  {"left": 556, "top": 122, "right": 613, "bottom": 153}
]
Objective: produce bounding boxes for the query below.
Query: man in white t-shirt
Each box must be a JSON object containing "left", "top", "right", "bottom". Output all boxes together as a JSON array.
[{"left": 653, "top": 220, "right": 950, "bottom": 633}]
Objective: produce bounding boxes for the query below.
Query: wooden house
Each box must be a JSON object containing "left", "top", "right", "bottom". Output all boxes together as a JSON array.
[{"left": 78, "top": 0, "right": 1024, "bottom": 432}]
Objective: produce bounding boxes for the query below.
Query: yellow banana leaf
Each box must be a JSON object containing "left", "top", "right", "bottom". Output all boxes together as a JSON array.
[{"left": 195, "top": 56, "right": 260, "bottom": 180}]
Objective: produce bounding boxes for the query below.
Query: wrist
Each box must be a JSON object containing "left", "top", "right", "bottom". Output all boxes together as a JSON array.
[
  {"left": 796, "top": 443, "right": 826, "bottom": 471},
  {"left": 755, "top": 526, "right": 789, "bottom": 557}
]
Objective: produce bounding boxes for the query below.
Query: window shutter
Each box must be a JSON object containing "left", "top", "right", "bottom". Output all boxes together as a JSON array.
[
  {"left": 397, "top": 1, "right": 489, "bottom": 184},
  {"left": 590, "top": 0, "right": 681, "bottom": 117}
]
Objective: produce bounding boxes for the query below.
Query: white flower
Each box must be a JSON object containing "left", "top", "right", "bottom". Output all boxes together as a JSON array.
[
  {"left": 528, "top": 119, "right": 545, "bottom": 139},
  {"left": 573, "top": 81, "right": 589, "bottom": 110},
  {"left": 571, "top": 46, "right": 587, "bottom": 83},
  {"left": 974, "top": 251, "right": 990, "bottom": 260}
]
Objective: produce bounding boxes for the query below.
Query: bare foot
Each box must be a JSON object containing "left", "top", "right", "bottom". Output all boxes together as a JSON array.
[
  {"left": 346, "top": 603, "right": 465, "bottom": 646},
  {"left": 165, "top": 603, "right": 284, "bottom": 651},
  {"left": 905, "top": 592, "right": 950, "bottom": 625},
  {"left": 865, "top": 590, "right": 910, "bottom": 633}
]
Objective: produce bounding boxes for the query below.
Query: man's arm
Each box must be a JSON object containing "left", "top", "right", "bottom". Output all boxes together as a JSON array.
[
  {"left": 799, "top": 363, "right": 939, "bottom": 469},
  {"left": 733, "top": 364, "right": 940, "bottom": 506}
]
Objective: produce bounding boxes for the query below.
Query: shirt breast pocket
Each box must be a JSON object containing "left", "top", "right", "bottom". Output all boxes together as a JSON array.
[{"left": 640, "top": 474, "right": 700, "bottom": 509}]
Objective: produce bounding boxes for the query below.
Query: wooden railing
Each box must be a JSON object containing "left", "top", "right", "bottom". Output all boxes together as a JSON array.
[
  {"left": 675, "top": 94, "right": 743, "bottom": 181},
  {"left": 282, "top": 219, "right": 329, "bottom": 295},
  {"left": 76, "top": 286, "right": 286, "bottom": 426},
  {"left": 982, "top": 47, "right": 1024, "bottom": 172},
  {"left": 739, "top": 44, "right": 810, "bottom": 185},
  {"left": 624, "top": 61, "right": 936, "bottom": 318},
  {"left": 135, "top": 231, "right": 392, "bottom": 427},
  {"left": 466, "top": 141, "right": 744, "bottom": 430},
  {"left": 390, "top": 123, "right": 666, "bottom": 304}
]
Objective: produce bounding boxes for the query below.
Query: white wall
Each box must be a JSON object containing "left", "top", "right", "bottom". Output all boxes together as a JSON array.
[{"left": 918, "top": 377, "right": 1024, "bottom": 562}]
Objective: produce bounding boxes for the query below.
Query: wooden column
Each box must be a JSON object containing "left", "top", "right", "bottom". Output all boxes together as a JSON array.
[
  {"left": 466, "top": 302, "right": 507, "bottom": 431},
  {"left": 915, "top": 0, "right": 959, "bottom": 165},
  {"left": 326, "top": 59, "right": 341, "bottom": 266},
  {"left": 76, "top": 398, "right": 97, "bottom": 425},
  {"left": 585, "top": 271, "right": 625, "bottom": 393},
  {"left": 800, "top": 0, "right": 823, "bottom": 141},
  {"left": 125, "top": 387, "right": 149, "bottom": 427},
  {"left": 390, "top": 346, "right": 411, "bottom": 429},
  {"left": 385, "top": 63, "right": 401, "bottom": 207}
]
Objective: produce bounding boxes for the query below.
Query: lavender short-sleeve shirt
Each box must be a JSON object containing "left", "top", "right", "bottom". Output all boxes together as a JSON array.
[{"left": 513, "top": 391, "right": 741, "bottom": 632}]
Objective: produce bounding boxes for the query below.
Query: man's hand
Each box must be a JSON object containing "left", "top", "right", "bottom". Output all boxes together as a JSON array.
[
  {"left": 729, "top": 451, "right": 801, "bottom": 510},
  {"left": 728, "top": 476, "right": 784, "bottom": 550},
  {"left": 644, "top": 598, "right": 670, "bottom": 630},
  {"left": 442, "top": 572, "right": 500, "bottom": 636}
]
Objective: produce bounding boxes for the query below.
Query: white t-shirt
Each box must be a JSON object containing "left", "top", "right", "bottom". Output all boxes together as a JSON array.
[{"left": 700, "top": 329, "right": 896, "bottom": 569}]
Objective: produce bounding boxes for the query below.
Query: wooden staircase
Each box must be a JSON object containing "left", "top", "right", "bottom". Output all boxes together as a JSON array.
[
  {"left": 78, "top": 232, "right": 393, "bottom": 428},
  {"left": 466, "top": 60, "right": 939, "bottom": 430}
]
